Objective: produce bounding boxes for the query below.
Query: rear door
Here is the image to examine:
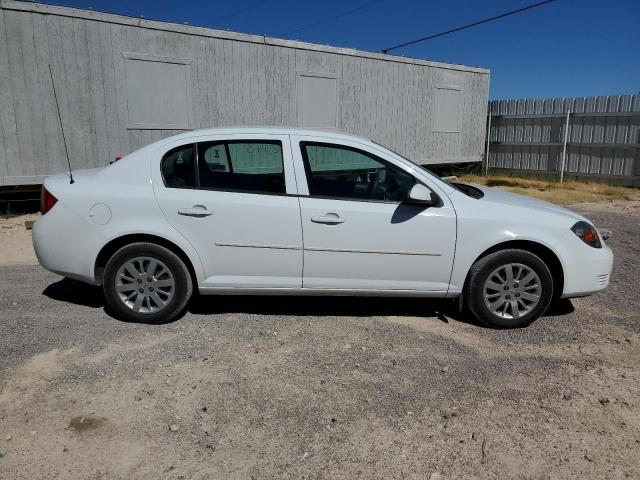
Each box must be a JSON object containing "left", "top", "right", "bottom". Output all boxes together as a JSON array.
[
  {"left": 291, "top": 135, "right": 457, "bottom": 292},
  {"left": 152, "top": 133, "right": 303, "bottom": 288}
]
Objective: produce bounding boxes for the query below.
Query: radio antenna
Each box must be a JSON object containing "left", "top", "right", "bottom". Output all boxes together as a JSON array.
[{"left": 49, "top": 64, "right": 74, "bottom": 184}]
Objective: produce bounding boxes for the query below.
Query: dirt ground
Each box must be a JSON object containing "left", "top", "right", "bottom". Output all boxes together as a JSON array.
[
  {"left": 0, "top": 213, "right": 39, "bottom": 266},
  {"left": 0, "top": 202, "right": 639, "bottom": 479},
  {"left": 457, "top": 175, "right": 640, "bottom": 205}
]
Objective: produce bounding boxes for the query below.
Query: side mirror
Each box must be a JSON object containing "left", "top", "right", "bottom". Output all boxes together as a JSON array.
[{"left": 406, "top": 184, "right": 437, "bottom": 205}]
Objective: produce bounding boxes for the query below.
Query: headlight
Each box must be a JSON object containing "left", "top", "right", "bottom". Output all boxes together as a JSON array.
[{"left": 571, "top": 221, "right": 602, "bottom": 248}]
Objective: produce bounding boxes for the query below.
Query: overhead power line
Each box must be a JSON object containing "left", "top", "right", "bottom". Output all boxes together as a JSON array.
[
  {"left": 381, "top": 0, "right": 557, "bottom": 54},
  {"left": 280, "top": 0, "right": 385, "bottom": 37}
]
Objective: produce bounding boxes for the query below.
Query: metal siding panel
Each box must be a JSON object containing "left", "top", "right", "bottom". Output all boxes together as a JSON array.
[
  {"left": 398, "top": 62, "right": 410, "bottom": 154},
  {"left": 86, "top": 19, "right": 109, "bottom": 168},
  {"left": 263, "top": 44, "right": 276, "bottom": 126},
  {"left": 33, "top": 12, "right": 60, "bottom": 177},
  {"left": 254, "top": 42, "right": 268, "bottom": 125},
  {"left": 203, "top": 38, "right": 218, "bottom": 127},
  {"left": 354, "top": 57, "right": 368, "bottom": 137},
  {"left": 365, "top": 58, "right": 377, "bottom": 139},
  {"left": 0, "top": 8, "right": 20, "bottom": 182},
  {"left": 414, "top": 66, "right": 432, "bottom": 161},
  {"left": 391, "top": 60, "right": 404, "bottom": 154},
  {"left": 367, "top": 56, "right": 380, "bottom": 142},
  {"left": 108, "top": 22, "right": 130, "bottom": 156},
  {"left": 193, "top": 37, "right": 208, "bottom": 129},
  {"left": 0, "top": 9, "right": 5, "bottom": 182},
  {"left": 44, "top": 13, "right": 68, "bottom": 175},
  {"left": 339, "top": 55, "right": 358, "bottom": 137},
  {"left": 4, "top": 10, "right": 34, "bottom": 180},
  {"left": 21, "top": 12, "right": 49, "bottom": 178},
  {"left": 286, "top": 47, "right": 297, "bottom": 126},
  {"left": 97, "top": 21, "right": 121, "bottom": 160},
  {"left": 358, "top": 57, "right": 372, "bottom": 138},
  {"left": 273, "top": 45, "right": 291, "bottom": 126},
  {"left": 123, "top": 23, "right": 141, "bottom": 152},
  {"left": 297, "top": 75, "right": 337, "bottom": 128},
  {"left": 239, "top": 41, "right": 250, "bottom": 125},
  {"left": 414, "top": 63, "right": 428, "bottom": 158},
  {"left": 377, "top": 58, "right": 392, "bottom": 145},
  {"left": 220, "top": 38, "right": 235, "bottom": 124},
  {"left": 210, "top": 38, "right": 227, "bottom": 127},
  {"left": 255, "top": 41, "right": 268, "bottom": 126},
  {"left": 72, "top": 17, "right": 95, "bottom": 168}
]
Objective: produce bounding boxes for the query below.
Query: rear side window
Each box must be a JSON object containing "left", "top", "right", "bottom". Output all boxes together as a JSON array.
[
  {"left": 202, "top": 144, "right": 230, "bottom": 172},
  {"left": 198, "top": 141, "right": 285, "bottom": 194},
  {"left": 161, "top": 145, "right": 196, "bottom": 188}
]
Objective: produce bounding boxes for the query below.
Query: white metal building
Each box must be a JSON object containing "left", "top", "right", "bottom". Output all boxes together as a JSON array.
[{"left": 0, "top": 0, "right": 490, "bottom": 187}]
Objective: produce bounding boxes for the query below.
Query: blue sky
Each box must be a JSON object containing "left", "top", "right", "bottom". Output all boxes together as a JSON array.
[{"left": 40, "top": 0, "right": 640, "bottom": 99}]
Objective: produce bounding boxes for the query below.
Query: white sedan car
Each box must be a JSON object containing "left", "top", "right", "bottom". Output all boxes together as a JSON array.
[{"left": 33, "top": 127, "right": 613, "bottom": 328}]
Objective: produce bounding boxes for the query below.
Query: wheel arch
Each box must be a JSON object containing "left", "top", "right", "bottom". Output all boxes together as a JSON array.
[
  {"left": 94, "top": 234, "right": 199, "bottom": 288},
  {"left": 465, "top": 239, "right": 564, "bottom": 299}
]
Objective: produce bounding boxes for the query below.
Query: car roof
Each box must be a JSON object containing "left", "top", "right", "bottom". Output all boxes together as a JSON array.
[{"left": 160, "top": 126, "right": 371, "bottom": 144}]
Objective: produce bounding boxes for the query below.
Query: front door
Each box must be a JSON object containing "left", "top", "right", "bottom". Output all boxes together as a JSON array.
[
  {"left": 152, "top": 134, "right": 303, "bottom": 288},
  {"left": 292, "top": 138, "right": 456, "bottom": 292}
]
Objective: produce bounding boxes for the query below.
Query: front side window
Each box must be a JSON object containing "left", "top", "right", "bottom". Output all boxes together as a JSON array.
[
  {"left": 301, "top": 142, "right": 415, "bottom": 202},
  {"left": 161, "top": 144, "right": 196, "bottom": 188},
  {"left": 198, "top": 141, "right": 285, "bottom": 194}
]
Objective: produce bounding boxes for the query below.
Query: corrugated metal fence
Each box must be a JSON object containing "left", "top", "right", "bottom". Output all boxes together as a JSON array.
[{"left": 486, "top": 94, "right": 640, "bottom": 185}]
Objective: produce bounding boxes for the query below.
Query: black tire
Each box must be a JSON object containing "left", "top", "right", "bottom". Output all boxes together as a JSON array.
[
  {"left": 103, "top": 242, "right": 193, "bottom": 324},
  {"left": 464, "top": 249, "right": 553, "bottom": 329}
]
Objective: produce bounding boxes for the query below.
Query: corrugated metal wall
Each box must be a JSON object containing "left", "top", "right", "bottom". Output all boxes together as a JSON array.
[
  {"left": 0, "top": 0, "right": 489, "bottom": 187},
  {"left": 487, "top": 95, "right": 640, "bottom": 185}
]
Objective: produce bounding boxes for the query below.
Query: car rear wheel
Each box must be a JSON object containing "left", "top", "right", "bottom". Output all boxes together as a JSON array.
[
  {"left": 103, "top": 243, "right": 193, "bottom": 323},
  {"left": 464, "top": 249, "right": 553, "bottom": 328}
]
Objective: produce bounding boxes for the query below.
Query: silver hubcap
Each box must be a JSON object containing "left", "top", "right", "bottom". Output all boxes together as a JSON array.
[
  {"left": 115, "top": 257, "right": 175, "bottom": 314},
  {"left": 483, "top": 263, "right": 542, "bottom": 320}
]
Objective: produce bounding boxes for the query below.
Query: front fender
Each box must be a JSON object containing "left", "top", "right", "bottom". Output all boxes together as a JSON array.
[{"left": 448, "top": 216, "right": 568, "bottom": 296}]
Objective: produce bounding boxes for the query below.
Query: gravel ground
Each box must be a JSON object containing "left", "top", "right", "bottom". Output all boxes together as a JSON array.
[{"left": 0, "top": 202, "right": 638, "bottom": 479}]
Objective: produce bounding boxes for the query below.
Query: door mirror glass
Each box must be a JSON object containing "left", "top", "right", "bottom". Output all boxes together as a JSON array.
[{"left": 407, "top": 184, "right": 436, "bottom": 205}]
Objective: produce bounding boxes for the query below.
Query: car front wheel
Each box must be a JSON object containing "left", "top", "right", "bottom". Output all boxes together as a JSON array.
[
  {"left": 464, "top": 249, "right": 554, "bottom": 328},
  {"left": 103, "top": 242, "right": 193, "bottom": 323}
]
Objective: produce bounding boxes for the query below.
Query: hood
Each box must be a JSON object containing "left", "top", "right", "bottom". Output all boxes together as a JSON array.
[{"left": 473, "top": 185, "right": 587, "bottom": 223}]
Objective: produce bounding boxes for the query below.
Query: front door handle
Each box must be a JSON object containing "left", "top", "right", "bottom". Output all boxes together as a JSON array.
[
  {"left": 178, "top": 205, "right": 213, "bottom": 217},
  {"left": 311, "top": 213, "right": 345, "bottom": 225}
]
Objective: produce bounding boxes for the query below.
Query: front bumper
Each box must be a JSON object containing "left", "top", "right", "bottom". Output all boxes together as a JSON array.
[{"left": 556, "top": 230, "right": 614, "bottom": 298}]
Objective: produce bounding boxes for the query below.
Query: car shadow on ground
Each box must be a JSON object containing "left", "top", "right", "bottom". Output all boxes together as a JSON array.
[
  {"left": 42, "top": 277, "right": 574, "bottom": 327},
  {"left": 189, "top": 294, "right": 474, "bottom": 325},
  {"left": 43, "top": 277, "right": 106, "bottom": 308}
]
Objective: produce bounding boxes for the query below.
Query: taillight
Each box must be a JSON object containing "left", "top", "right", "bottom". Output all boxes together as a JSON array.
[{"left": 40, "top": 186, "right": 58, "bottom": 215}]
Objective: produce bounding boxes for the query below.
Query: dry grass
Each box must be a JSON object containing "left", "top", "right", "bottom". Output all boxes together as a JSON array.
[{"left": 457, "top": 174, "right": 640, "bottom": 205}]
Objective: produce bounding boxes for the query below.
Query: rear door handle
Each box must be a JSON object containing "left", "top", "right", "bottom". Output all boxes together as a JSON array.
[
  {"left": 178, "top": 205, "right": 213, "bottom": 217},
  {"left": 311, "top": 213, "right": 345, "bottom": 225}
]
